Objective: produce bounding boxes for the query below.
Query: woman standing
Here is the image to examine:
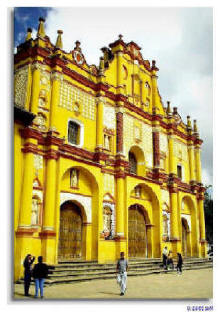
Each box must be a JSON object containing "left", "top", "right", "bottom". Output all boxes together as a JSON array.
[
  {"left": 32, "top": 256, "right": 49, "bottom": 299},
  {"left": 23, "top": 254, "right": 35, "bottom": 296}
]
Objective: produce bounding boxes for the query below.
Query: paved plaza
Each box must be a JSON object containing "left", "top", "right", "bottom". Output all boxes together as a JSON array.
[{"left": 13, "top": 268, "right": 213, "bottom": 300}]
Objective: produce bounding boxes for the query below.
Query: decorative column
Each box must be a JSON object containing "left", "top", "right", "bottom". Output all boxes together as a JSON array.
[
  {"left": 169, "top": 185, "right": 180, "bottom": 254},
  {"left": 195, "top": 145, "right": 202, "bottom": 183},
  {"left": 50, "top": 71, "right": 62, "bottom": 130},
  {"left": 151, "top": 60, "right": 160, "bottom": 113},
  {"left": 30, "top": 63, "right": 41, "bottom": 115},
  {"left": 186, "top": 116, "right": 196, "bottom": 183},
  {"left": 117, "top": 51, "right": 123, "bottom": 92},
  {"left": 168, "top": 133, "right": 177, "bottom": 176},
  {"left": 43, "top": 156, "right": 57, "bottom": 232},
  {"left": 41, "top": 135, "right": 60, "bottom": 263},
  {"left": 18, "top": 138, "right": 36, "bottom": 228},
  {"left": 96, "top": 96, "right": 104, "bottom": 150},
  {"left": 116, "top": 176, "right": 125, "bottom": 237},
  {"left": 170, "top": 189, "right": 179, "bottom": 240},
  {"left": 188, "top": 144, "right": 196, "bottom": 182},
  {"left": 193, "top": 120, "right": 202, "bottom": 184},
  {"left": 16, "top": 136, "right": 37, "bottom": 280}
]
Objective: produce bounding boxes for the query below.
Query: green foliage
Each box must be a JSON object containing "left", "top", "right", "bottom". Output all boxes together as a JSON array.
[{"left": 204, "top": 186, "right": 213, "bottom": 244}]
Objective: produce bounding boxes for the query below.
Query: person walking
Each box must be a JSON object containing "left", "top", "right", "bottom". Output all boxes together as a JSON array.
[
  {"left": 162, "top": 246, "right": 168, "bottom": 270},
  {"left": 32, "top": 256, "right": 49, "bottom": 298},
  {"left": 23, "top": 254, "right": 35, "bottom": 296},
  {"left": 177, "top": 252, "right": 183, "bottom": 275},
  {"left": 116, "top": 252, "right": 128, "bottom": 296}
]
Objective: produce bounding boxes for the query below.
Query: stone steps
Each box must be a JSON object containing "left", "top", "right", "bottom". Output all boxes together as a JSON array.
[
  {"left": 46, "top": 264, "right": 213, "bottom": 285},
  {"left": 16, "top": 257, "right": 213, "bottom": 286}
]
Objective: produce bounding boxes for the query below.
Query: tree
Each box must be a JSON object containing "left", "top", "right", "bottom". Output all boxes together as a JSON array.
[{"left": 204, "top": 185, "right": 213, "bottom": 245}]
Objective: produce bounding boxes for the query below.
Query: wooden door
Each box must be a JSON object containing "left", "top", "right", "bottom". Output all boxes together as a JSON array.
[
  {"left": 128, "top": 205, "right": 147, "bottom": 258},
  {"left": 58, "top": 202, "right": 82, "bottom": 259},
  {"left": 182, "top": 220, "right": 187, "bottom": 257}
]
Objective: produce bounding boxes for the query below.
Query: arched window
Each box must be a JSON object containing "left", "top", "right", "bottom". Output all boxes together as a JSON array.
[
  {"left": 31, "top": 197, "right": 41, "bottom": 226},
  {"left": 129, "top": 151, "right": 137, "bottom": 174}
]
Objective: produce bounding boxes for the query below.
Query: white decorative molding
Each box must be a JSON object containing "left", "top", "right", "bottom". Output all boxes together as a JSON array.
[
  {"left": 103, "top": 201, "right": 115, "bottom": 236},
  {"left": 160, "top": 132, "right": 168, "bottom": 154},
  {"left": 174, "top": 139, "right": 188, "bottom": 162},
  {"left": 34, "top": 154, "right": 43, "bottom": 171},
  {"left": 59, "top": 80, "right": 95, "bottom": 120},
  {"left": 60, "top": 192, "right": 92, "bottom": 223},
  {"left": 162, "top": 210, "right": 170, "bottom": 237},
  {"left": 14, "top": 65, "right": 29, "bottom": 108},
  {"left": 103, "top": 105, "right": 116, "bottom": 130}
]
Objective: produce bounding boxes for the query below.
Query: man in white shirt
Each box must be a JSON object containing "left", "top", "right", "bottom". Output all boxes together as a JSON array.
[{"left": 116, "top": 252, "right": 128, "bottom": 296}]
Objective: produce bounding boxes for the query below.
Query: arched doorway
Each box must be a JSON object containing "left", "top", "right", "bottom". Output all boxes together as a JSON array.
[
  {"left": 58, "top": 201, "right": 83, "bottom": 259},
  {"left": 128, "top": 204, "right": 147, "bottom": 258}
]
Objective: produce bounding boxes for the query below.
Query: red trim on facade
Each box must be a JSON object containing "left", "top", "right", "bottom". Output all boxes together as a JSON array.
[
  {"left": 60, "top": 144, "right": 94, "bottom": 160},
  {"left": 39, "top": 230, "right": 56, "bottom": 238},
  {"left": 59, "top": 151, "right": 102, "bottom": 168},
  {"left": 45, "top": 149, "right": 60, "bottom": 160}
]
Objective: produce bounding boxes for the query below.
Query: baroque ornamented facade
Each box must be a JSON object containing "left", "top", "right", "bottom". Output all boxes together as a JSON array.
[{"left": 14, "top": 18, "right": 207, "bottom": 280}]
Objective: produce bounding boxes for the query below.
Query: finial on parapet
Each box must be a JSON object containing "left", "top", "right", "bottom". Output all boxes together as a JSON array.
[
  {"left": 151, "top": 60, "right": 159, "bottom": 71},
  {"left": 56, "top": 30, "right": 63, "bottom": 49},
  {"left": 187, "top": 116, "right": 192, "bottom": 128},
  {"left": 25, "top": 28, "right": 32, "bottom": 41},
  {"left": 99, "top": 56, "right": 105, "bottom": 75},
  {"left": 193, "top": 119, "right": 198, "bottom": 134},
  {"left": 166, "top": 101, "right": 172, "bottom": 115},
  {"left": 37, "top": 17, "right": 46, "bottom": 38},
  {"left": 173, "top": 107, "right": 178, "bottom": 114},
  {"left": 118, "top": 34, "right": 123, "bottom": 40}
]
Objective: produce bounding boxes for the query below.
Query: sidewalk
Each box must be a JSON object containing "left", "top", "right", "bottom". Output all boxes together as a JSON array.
[{"left": 13, "top": 268, "right": 213, "bottom": 300}]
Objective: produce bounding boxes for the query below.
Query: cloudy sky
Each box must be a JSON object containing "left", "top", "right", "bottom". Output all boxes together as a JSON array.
[{"left": 14, "top": 7, "right": 213, "bottom": 187}]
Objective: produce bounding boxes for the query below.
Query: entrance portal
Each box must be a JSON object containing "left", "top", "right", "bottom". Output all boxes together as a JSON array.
[
  {"left": 128, "top": 205, "right": 147, "bottom": 258},
  {"left": 58, "top": 201, "right": 82, "bottom": 259}
]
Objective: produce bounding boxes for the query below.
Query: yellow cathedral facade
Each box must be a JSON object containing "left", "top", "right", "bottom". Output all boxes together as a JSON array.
[{"left": 14, "top": 18, "right": 207, "bottom": 281}]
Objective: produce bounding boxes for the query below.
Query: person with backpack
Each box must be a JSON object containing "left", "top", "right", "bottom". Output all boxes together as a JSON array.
[
  {"left": 32, "top": 256, "right": 49, "bottom": 298},
  {"left": 116, "top": 252, "right": 128, "bottom": 296}
]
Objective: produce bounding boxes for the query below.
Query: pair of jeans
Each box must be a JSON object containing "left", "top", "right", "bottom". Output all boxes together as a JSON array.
[
  {"left": 24, "top": 274, "right": 31, "bottom": 296},
  {"left": 34, "top": 278, "right": 44, "bottom": 297},
  {"left": 117, "top": 272, "right": 127, "bottom": 294}
]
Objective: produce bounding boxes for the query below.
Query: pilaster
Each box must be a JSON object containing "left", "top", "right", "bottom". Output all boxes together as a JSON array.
[
  {"left": 50, "top": 70, "right": 62, "bottom": 130},
  {"left": 30, "top": 63, "right": 41, "bottom": 115}
]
